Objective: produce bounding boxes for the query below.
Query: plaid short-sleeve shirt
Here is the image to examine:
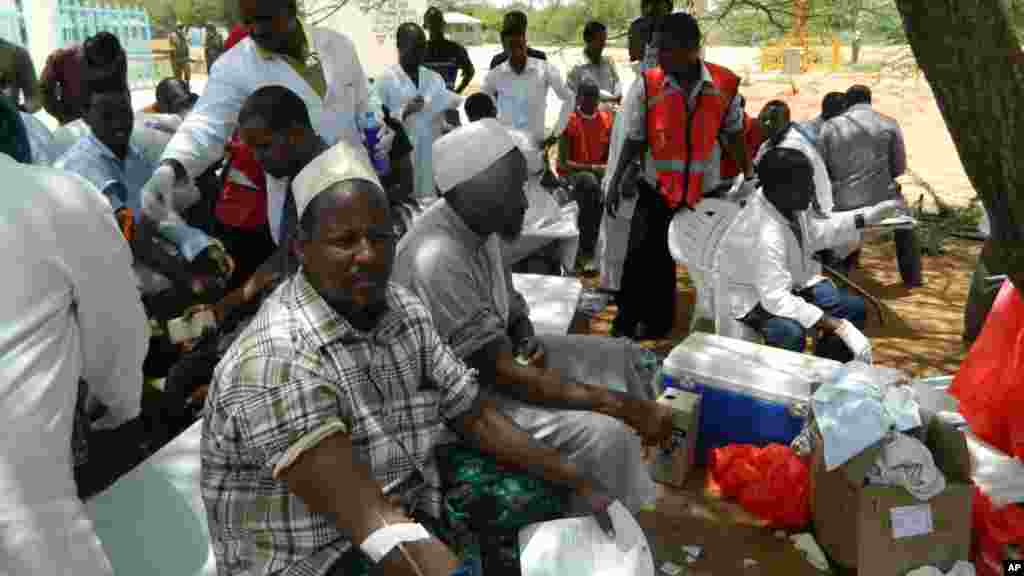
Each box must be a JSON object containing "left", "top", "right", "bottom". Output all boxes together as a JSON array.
[{"left": 201, "top": 273, "right": 480, "bottom": 576}]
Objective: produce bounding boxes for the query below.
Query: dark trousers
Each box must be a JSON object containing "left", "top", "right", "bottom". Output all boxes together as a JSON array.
[
  {"left": 744, "top": 281, "right": 867, "bottom": 363},
  {"left": 566, "top": 171, "right": 603, "bottom": 258},
  {"left": 615, "top": 183, "right": 676, "bottom": 338}
]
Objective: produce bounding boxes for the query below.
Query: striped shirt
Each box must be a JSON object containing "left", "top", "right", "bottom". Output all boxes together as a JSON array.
[{"left": 201, "top": 273, "right": 480, "bottom": 575}]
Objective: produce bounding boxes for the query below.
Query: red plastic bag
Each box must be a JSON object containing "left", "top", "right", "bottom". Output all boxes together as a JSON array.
[
  {"left": 708, "top": 443, "right": 811, "bottom": 529},
  {"left": 951, "top": 281, "right": 1024, "bottom": 459},
  {"left": 972, "top": 487, "right": 1024, "bottom": 576}
]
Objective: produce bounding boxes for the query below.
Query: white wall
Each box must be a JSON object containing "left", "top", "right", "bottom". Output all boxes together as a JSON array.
[{"left": 308, "top": 0, "right": 428, "bottom": 79}]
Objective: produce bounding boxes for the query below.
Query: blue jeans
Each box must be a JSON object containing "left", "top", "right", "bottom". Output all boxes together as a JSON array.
[{"left": 748, "top": 281, "right": 867, "bottom": 362}]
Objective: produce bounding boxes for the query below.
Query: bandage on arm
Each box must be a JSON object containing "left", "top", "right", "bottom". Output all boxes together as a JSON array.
[{"left": 277, "top": 428, "right": 458, "bottom": 573}]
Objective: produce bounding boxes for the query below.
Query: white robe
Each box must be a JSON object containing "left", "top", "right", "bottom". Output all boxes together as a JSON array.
[
  {"left": 158, "top": 26, "right": 370, "bottom": 244},
  {"left": 0, "top": 155, "right": 148, "bottom": 575},
  {"left": 375, "top": 64, "right": 461, "bottom": 201},
  {"left": 598, "top": 62, "right": 642, "bottom": 291}
]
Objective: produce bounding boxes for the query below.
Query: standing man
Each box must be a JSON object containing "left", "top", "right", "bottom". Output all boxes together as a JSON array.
[
  {"left": 801, "top": 91, "right": 846, "bottom": 144},
  {"left": 640, "top": 0, "right": 673, "bottom": 71},
  {"left": 375, "top": 22, "right": 462, "bottom": 202},
  {"left": 605, "top": 12, "right": 749, "bottom": 339},
  {"left": 0, "top": 148, "right": 148, "bottom": 575},
  {"left": 141, "top": 0, "right": 392, "bottom": 256},
  {"left": 567, "top": 21, "right": 621, "bottom": 106},
  {"left": 393, "top": 119, "right": 672, "bottom": 513},
  {"left": 40, "top": 44, "right": 85, "bottom": 125},
  {"left": 480, "top": 13, "right": 574, "bottom": 148},
  {"left": 204, "top": 23, "right": 225, "bottom": 73},
  {"left": 423, "top": 7, "right": 474, "bottom": 129},
  {"left": 558, "top": 80, "right": 612, "bottom": 271},
  {"left": 423, "top": 7, "right": 475, "bottom": 95},
  {"left": 170, "top": 25, "right": 192, "bottom": 88},
  {"left": 817, "top": 84, "right": 922, "bottom": 286},
  {"left": 489, "top": 11, "right": 546, "bottom": 69}
]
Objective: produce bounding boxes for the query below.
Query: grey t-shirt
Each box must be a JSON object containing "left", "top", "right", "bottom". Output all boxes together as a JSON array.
[{"left": 391, "top": 200, "right": 530, "bottom": 359}]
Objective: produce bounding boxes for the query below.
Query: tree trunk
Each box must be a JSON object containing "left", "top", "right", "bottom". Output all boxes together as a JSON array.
[
  {"left": 849, "top": 0, "right": 863, "bottom": 64},
  {"left": 893, "top": 0, "right": 1024, "bottom": 289}
]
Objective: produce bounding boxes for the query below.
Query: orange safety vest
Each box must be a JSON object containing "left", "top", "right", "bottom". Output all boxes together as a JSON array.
[{"left": 644, "top": 62, "right": 740, "bottom": 209}]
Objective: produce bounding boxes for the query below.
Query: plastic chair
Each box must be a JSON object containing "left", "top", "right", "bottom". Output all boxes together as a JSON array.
[{"left": 668, "top": 175, "right": 760, "bottom": 341}]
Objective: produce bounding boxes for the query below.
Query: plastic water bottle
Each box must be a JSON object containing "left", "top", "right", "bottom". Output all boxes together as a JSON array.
[{"left": 363, "top": 111, "right": 389, "bottom": 176}]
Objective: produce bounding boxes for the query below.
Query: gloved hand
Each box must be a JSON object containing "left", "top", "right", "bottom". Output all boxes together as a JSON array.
[
  {"left": 140, "top": 164, "right": 178, "bottom": 222},
  {"left": 863, "top": 200, "right": 905, "bottom": 226},
  {"left": 834, "top": 318, "right": 873, "bottom": 363}
]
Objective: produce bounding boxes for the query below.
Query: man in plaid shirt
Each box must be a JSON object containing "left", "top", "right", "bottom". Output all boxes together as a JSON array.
[{"left": 201, "top": 141, "right": 615, "bottom": 576}]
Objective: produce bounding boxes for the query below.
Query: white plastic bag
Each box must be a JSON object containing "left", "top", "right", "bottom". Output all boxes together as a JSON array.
[{"left": 966, "top": 432, "right": 1024, "bottom": 507}]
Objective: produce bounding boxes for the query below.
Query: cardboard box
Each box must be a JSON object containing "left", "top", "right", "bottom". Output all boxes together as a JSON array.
[
  {"left": 651, "top": 389, "right": 701, "bottom": 488},
  {"left": 810, "top": 413, "right": 974, "bottom": 576}
]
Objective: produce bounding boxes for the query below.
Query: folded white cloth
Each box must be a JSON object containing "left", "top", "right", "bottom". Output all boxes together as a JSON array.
[
  {"left": 812, "top": 363, "right": 919, "bottom": 470},
  {"left": 905, "top": 561, "right": 975, "bottom": 576},
  {"left": 866, "top": 432, "right": 946, "bottom": 501}
]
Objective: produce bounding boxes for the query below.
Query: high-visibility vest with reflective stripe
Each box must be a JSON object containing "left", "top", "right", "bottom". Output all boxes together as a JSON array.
[{"left": 644, "top": 63, "right": 740, "bottom": 209}]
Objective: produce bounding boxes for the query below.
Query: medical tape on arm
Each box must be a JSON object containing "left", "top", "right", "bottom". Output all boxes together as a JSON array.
[{"left": 360, "top": 522, "right": 432, "bottom": 564}]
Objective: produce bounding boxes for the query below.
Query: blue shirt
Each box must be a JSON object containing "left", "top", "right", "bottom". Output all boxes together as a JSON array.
[{"left": 55, "top": 130, "right": 213, "bottom": 261}]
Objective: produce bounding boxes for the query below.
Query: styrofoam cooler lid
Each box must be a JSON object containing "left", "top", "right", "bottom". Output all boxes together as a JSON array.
[{"left": 663, "top": 332, "right": 843, "bottom": 404}]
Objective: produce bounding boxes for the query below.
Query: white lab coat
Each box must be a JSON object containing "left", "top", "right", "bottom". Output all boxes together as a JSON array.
[
  {"left": 159, "top": 27, "right": 370, "bottom": 244},
  {"left": 0, "top": 154, "right": 148, "bottom": 575},
  {"left": 726, "top": 190, "right": 860, "bottom": 328},
  {"left": 375, "top": 64, "right": 461, "bottom": 200}
]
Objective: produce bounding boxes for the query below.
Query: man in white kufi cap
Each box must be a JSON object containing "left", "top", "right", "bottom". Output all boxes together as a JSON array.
[
  {"left": 201, "top": 136, "right": 616, "bottom": 576},
  {"left": 393, "top": 118, "right": 673, "bottom": 513}
]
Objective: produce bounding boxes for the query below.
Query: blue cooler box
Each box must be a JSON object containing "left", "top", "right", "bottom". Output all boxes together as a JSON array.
[{"left": 662, "top": 333, "right": 843, "bottom": 465}]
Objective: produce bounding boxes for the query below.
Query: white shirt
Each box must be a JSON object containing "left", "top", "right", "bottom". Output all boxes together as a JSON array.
[
  {"left": 755, "top": 124, "right": 834, "bottom": 216},
  {"left": 480, "top": 56, "right": 575, "bottom": 146},
  {"left": 47, "top": 113, "right": 181, "bottom": 168},
  {"left": 375, "top": 64, "right": 461, "bottom": 200},
  {"left": 159, "top": 26, "right": 369, "bottom": 244},
  {"left": 728, "top": 189, "right": 860, "bottom": 328},
  {"left": 566, "top": 55, "right": 622, "bottom": 102},
  {"left": 602, "top": 61, "right": 643, "bottom": 196},
  {"left": 0, "top": 154, "right": 147, "bottom": 575}
]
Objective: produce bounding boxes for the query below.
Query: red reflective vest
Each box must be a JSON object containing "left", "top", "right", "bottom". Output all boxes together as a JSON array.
[{"left": 644, "top": 62, "right": 740, "bottom": 209}]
